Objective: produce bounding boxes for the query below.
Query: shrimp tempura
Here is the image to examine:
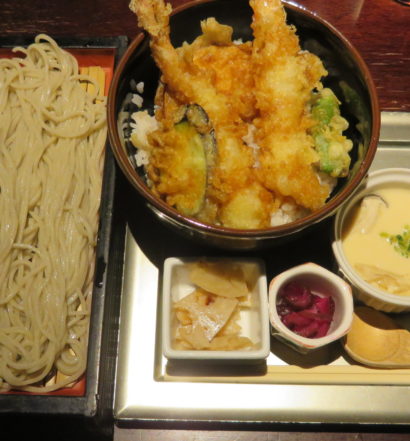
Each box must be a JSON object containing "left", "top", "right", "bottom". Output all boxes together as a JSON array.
[
  {"left": 130, "top": 0, "right": 275, "bottom": 228},
  {"left": 250, "top": 0, "right": 330, "bottom": 211}
]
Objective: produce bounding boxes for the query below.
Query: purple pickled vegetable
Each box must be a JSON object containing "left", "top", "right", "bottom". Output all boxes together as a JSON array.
[
  {"left": 294, "top": 320, "right": 320, "bottom": 338},
  {"left": 276, "top": 281, "right": 335, "bottom": 339},
  {"left": 316, "top": 321, "right": 331, "bottom": 338},
  {"left": 314, "top": 295, "right": 335, "bottom": 317},
  {"left": 279, "top": 281, "right": 313, "bottom": 310},
  {"left": 276, "top": 303, "right": 292, "bottom": 317},
  {"left": 281, "top": 311, "right": 312, "bottom": 329},
  {"left": 299, "top": 294, "right": 335, "bottom": 321}
]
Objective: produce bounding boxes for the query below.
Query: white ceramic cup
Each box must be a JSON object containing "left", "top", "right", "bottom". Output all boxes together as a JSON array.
[{"left": 268, "top": 262, "right": 354, "bottom": 353}]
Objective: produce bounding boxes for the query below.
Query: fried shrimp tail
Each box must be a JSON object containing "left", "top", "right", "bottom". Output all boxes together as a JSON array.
[
  {"left": 129, "top": 0, "right": 188, "bottom": 104},
  {"left": 129, "top": 0, "right": 231, "bottom": 122},
  {"left": 129, "top": 0, "right": 171, "bottom": 38}
]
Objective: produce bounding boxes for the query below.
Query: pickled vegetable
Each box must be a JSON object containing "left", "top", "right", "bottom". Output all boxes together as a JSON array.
[{"left": 277, "top": 281, "right": 335, "bottom": 338}]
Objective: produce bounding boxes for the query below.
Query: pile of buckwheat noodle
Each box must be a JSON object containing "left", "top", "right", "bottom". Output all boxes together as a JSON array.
[{"left": 0, "top": 34, "right": 107, "bottom": 392}]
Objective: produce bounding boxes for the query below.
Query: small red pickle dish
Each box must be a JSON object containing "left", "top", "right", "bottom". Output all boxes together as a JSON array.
[
  {"left": 277, "top": 281, "right": 335, "bottom": 338},
  {"left": 268, "top": 262, "right": 353, "bottom": 352}
]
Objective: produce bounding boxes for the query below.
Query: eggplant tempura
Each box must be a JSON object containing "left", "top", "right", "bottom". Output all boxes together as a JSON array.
[{"left": 128, "top": 0, "right": 353, "bottom": 229}]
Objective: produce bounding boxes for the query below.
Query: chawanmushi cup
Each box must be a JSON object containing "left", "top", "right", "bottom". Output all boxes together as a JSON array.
[{"left": 332, "top": 168, "right": 410, "bottom": 313}]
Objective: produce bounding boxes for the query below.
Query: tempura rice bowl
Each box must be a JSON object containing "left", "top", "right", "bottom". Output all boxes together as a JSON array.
[{"left": 108, "top": 0, "right": 380, "bottom": 250}]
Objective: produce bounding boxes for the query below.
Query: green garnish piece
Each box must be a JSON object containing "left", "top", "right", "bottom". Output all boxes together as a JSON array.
[{"left": 380, "top": 225, "right": 410, "bottom": 258}]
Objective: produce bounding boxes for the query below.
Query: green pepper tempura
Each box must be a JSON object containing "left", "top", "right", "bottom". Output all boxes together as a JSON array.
[{"left": 310, "top": 88, "right": 353, "bottom": 178}]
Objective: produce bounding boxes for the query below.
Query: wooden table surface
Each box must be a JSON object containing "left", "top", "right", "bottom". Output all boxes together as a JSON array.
[
  {"left": 2, "top": 0, "right": 410, "bottom": 112},
  {"left": 1, "top": 0, "right": 410, "bottom": 440}
]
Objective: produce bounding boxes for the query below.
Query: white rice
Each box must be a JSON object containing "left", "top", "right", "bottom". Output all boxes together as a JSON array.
[
  {"left": 130, "top": 109, "right": 158, "bottom": 167},
  {"left": 136, "top": 81, "right": 144, "bottom": 94},
  {"left": 271, "top": 201, "right": 309, "bottom": 226},
  {"left": 131, "top": 93, "right": 144, "bottom": 108}
]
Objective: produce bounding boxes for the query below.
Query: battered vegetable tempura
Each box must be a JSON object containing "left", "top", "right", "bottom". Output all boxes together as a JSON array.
[{"left": 129, "top": 0, "right": 353, "bottom": 229}]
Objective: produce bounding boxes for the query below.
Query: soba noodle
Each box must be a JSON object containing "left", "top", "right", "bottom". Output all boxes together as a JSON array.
[{"left": 0, "top": 35, "right": 106, "bottom": 392}]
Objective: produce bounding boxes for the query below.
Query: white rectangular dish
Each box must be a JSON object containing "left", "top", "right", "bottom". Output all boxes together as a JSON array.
[{"left": 162, "top": 257, "right": 271, "bottom": 363}]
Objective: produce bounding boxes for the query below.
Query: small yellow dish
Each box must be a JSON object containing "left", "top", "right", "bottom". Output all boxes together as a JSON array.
[{"left": 344, "top": 306, "right": 410, "bottom": 368}]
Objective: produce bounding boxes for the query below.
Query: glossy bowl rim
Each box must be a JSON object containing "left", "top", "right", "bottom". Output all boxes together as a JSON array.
[
  {"left": 107, "top": 0, "right": 380, "bottom": 239},
  {"left": 333, "top": 167, "right": 410, "bottom": 307}
]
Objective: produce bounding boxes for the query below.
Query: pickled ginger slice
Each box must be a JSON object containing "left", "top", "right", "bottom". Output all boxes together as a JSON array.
[
  {"left": 208, "top": 335, "right": 253, "bottom": 350},
  {"left": 189, "top": 261, "right": 249, "bottom": 298},
  {"left": 174, "top": 289, "right": 239, "bottom": 341}
]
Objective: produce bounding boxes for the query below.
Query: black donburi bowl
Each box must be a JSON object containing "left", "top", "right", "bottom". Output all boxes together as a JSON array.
[{"left": 108, "top": 0, "right": 380, "bottom": 251}]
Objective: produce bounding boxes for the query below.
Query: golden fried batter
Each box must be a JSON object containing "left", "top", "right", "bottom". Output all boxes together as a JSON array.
[
  {"left": 250, "top": 0, "right": 330, "bottom": 210},
  {"left": 129, "top": 0, "right": 343, "bottom": 228},
  {"left": 190, "top": 40, "right": 256, "bottom": 121}
]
